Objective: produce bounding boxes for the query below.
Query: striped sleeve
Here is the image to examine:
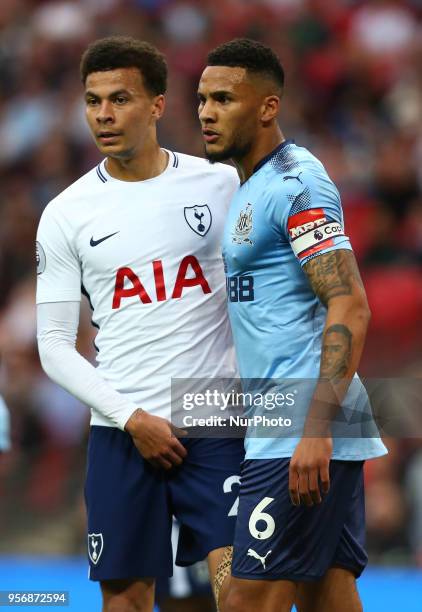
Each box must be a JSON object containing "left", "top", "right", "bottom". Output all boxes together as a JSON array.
[{"left": 284, "top": 171, "right": 352, "bottom": 266}]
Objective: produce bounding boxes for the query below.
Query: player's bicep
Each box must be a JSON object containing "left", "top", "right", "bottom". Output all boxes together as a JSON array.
[
  {"left": 282, "top": 168, "right": 351, "bottom": 266},
  {"left": 303, "top": 249, "right": 365, "bottom": 308},
  {"left": 36, "top": 209, "right": 81, "bottom": 304}
]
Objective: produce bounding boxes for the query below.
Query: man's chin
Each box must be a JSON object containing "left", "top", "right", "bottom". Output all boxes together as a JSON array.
[
  {"left": 204, "top": 140, "right": 251, "bottom": 164},
  {"left": 204, "top": 145, "right": 231, "bottom": 164},
  {"left": 97, "top": 144, "right": 132, "bottom": 160},
  {"left": 97, "top": 142, "right": 118, "bottom": 154}
]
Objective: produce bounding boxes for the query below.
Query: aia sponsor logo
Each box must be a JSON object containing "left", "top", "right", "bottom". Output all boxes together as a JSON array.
[{"left": 112, "top": 255, "right": 211, "bottom": 308}]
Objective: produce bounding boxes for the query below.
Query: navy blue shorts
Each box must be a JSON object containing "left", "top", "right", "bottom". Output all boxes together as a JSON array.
[
  {"left": 232, "top": 459, "right": 367, "bottom": 582},
  {"left": 85, "top": 426, "right": 244, "bottom": 581}
]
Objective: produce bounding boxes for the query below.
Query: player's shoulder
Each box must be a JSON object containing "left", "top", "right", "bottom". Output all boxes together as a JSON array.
[
  {"left": 172, "top": 150, "right": 239, "bottom": 183},
  {"left": 262, "top": 142, "right": 322, "bottom": 184},
  {"left": 47, "top": 165, "right": 103, "bottom": 209},
  {"left": 42, "top": 163, "right": 103, "bottom": 220},
  {"left": 262, "top": 142, "right": 339, "bottom": 202}
]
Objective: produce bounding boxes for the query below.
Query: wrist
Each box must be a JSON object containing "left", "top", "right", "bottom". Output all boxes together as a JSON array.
[
  {"left": 124, "top": 408, "right": 144, "bottom": 435},
  {"left": 303, "top": 416, "right": 332, "bottom": 438}
]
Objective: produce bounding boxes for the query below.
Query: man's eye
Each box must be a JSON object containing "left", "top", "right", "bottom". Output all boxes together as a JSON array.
[
  {"left": 115, "top": 97, "right": 128, "bottom": 104},
  {"left": 86, "top": 98, "right": 98, "bottom": 106}
]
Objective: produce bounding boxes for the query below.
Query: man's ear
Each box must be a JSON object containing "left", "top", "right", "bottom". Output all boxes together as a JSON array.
[
  {"left": 260, "top": 95, "right": 280, "bottom": 125},
  {"left": 152, "top": 94, "right": 165, "bottom": 120}
]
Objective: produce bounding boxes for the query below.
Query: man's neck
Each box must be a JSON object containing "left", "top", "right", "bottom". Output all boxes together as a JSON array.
[
  {"left": 105, "top": 142, "right": 168, "bottom": 182},
  {"left": 234, "top": 127, "right": 285, "bottom": 184}
]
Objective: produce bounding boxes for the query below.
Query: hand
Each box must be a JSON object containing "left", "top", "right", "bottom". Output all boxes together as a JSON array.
[
  {"left": 288, "top": 436, "right": 333, "bottom": 506},
  {"left": 125, "top": 409, "right": 187, "bottom": 470}
]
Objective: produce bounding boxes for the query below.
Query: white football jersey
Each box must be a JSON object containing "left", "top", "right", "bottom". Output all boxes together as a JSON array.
[{"left": 36, "top": 151, "right": 239, "bottom": 426}]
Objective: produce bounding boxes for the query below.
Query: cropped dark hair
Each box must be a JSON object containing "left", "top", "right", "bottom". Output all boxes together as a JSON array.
[
  {"left": 207, "top": 38, "right": 284, "bottom": 91},
  {"left": 80, "top": 36, "right": 167, "bottom": 96}
]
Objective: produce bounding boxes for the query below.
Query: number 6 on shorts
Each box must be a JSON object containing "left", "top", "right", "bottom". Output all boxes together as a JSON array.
[{"left": 248, "top": 497, "right": 275, "bottom": 540}]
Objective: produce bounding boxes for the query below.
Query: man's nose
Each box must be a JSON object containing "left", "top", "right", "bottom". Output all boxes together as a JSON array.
[
  {"left": 199, "top": 100, "right": 216, "bottom": 123},
  {"left": 96, "top": 100, "right": 114, "bottom": 123}
]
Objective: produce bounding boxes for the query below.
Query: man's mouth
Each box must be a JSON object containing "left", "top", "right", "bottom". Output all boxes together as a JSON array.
[
  {"left": 97, "top": 131, "right": 122, "bottom": 143},
  {"left": 202, "top": 129, "right": 220, "bottom": 144}
]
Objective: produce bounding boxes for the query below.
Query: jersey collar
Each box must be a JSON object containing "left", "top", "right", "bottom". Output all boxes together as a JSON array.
[
  {"left": 253, "top": 139, "right": 295, "bottom": 175},
  {"left": 98, "top": 149, "right": 178, "bottom": 183}
]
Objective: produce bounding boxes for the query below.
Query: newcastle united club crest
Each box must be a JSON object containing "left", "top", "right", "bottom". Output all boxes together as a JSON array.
[{"left": 232, "top": 203, "right": 254, "bottom": 245}]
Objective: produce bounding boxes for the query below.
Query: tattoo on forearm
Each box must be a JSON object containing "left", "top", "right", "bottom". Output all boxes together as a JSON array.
[
  {"left": 304, "top": 250, "right": 363, "bottom": 306},
  {"left": 321, "top": 324, "right": 352, "bottom": 381}
]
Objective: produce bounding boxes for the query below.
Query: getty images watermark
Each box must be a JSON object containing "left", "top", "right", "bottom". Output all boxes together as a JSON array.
[
  {"left": 171, "top": 378, "right": 304, "bottom": 437},
  {"left": 181, "top": 388, "right": 295, "bottom": 429},
  {"left": 171, "top": 377, "right": 422, "bottom": 439}
]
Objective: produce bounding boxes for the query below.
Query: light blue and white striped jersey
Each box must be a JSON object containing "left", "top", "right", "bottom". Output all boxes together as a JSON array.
[{"left": 222, "top": 140, "right": 386, "bottom": 461}]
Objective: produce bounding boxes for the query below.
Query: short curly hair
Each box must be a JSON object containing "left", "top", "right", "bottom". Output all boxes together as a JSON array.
[
  {"left": 207, "top": 38, "right": 284, "bottom": 92},
  {"left": 80, "top": 36, "right": 167, "bottom": 96}
]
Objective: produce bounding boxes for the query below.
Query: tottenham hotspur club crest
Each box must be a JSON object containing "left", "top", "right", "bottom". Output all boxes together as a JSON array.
[
  {"left": 184, "top": 205, "right": 212, "bottom": 237},
  {"left": 88, "top": 533, "right": 103, "bottom": 565},
  {"left": 232, "top": 203, "right": 254, "bottom": 245}
]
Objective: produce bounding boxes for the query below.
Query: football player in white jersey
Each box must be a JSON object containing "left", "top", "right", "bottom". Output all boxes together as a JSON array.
[{"left": 36, "top": 36, "right": 243, "bottom": 612}]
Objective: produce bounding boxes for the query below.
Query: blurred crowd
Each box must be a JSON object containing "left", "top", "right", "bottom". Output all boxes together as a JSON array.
[{"left": 0, "top": 0, "right": 421, "bottom": 594}]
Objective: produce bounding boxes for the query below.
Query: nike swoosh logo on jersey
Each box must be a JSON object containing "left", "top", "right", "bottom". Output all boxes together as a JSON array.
[{"left": 90, "top": 232, "right": 119, "bottom": 247}]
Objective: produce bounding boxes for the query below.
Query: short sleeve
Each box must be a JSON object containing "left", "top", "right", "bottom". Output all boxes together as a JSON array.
[
  {"left": 283, "top": 168, "right": 352, "bottom": 267},
  {"left": 36, "top": 205, "right": 81, "bottom": 304}
]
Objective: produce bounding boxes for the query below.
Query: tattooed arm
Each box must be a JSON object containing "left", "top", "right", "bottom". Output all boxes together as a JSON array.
[
  {"left": 306, "top": 249, "right": 370, "bottom": 384},
  {"left": 288, "top": 249, "right": 371, "bottom": 507}
]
